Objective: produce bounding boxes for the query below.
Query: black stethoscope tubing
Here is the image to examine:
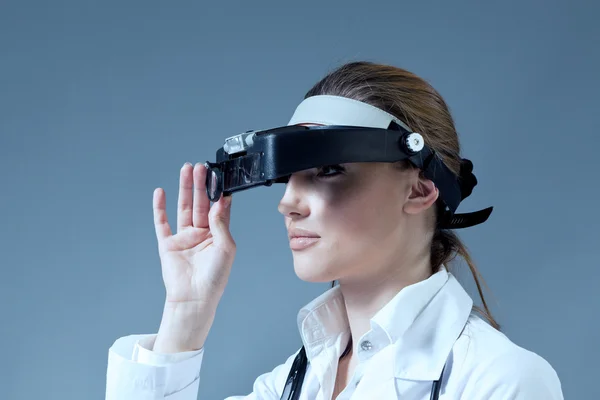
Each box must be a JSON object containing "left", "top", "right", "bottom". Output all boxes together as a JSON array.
[{"left": 281, "top": 345, "right": 445, "bottom": 400}]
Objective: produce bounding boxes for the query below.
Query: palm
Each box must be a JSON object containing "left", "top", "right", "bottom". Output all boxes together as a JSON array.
[
  {"left": 153, "top": 163, "right": 235, "bottom": 305},
  {"left": 160, "top": 228, "right": 230, "bottom": 303}
]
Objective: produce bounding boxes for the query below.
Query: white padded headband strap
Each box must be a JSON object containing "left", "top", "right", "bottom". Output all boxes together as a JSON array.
[{"left": 287, "top": 95, "right": 412, "bottom": 131}]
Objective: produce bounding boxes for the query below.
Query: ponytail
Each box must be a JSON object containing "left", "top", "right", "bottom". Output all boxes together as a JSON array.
[{"left": 431, "top": 229, "right": 500, "bottom": 330}]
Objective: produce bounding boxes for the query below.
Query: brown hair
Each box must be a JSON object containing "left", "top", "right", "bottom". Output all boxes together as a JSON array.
[{"left": 310, "top": 61, "right": 499, "bottom": 330}]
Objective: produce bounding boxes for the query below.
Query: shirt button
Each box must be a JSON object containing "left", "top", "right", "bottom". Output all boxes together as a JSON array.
[{"left": 360, "top": 340, "right": 373, "bottom": 351}]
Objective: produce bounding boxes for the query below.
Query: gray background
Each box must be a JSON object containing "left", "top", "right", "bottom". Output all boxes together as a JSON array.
[{"left": 1, "top": 0, "right": 598, "bottom": 398}]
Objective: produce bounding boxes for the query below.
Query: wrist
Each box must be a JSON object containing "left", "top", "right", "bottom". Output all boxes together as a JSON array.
[{"left": 153, "top": 301, "right": 216, "bottom": 353}]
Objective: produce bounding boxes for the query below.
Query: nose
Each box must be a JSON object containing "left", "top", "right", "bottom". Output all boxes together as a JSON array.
[{"left": 277, "top": 174, "right": 310, "bottom": 219}]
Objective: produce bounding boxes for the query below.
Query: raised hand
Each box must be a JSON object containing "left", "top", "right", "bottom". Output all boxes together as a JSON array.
[{"left": 151, "top": 162, "right": 236, "bottom": 353}]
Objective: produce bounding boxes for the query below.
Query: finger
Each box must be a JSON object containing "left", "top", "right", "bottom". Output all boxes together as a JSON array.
[
  {"left": 192, "top": 162, "right": 210, "bottom": 228},
  {"left": 153, "top": 188, "right": 172, "bottom": 241},
  {"left": 208, "top": 194, "right": 234, "bottom": 249},
  {"left": 177, "top": 162, "right": 194, "bottom": 232}
]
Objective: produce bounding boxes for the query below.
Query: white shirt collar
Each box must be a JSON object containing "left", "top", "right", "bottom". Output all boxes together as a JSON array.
[{"left": 296, "top": 266, "right": 473, "bottom": 380}]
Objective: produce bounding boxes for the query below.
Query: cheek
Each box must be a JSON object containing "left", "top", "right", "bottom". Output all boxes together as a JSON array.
[{"left": 318, "top": 181, "right": 402, "bottom": 245}]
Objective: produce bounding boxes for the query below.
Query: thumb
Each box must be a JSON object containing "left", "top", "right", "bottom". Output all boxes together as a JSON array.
[{"left": 208, "top": 195, "right": 234, "bottom": 249}]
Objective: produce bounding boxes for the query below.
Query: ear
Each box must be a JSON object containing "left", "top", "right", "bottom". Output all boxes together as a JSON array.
[{"left": 403, "top": 175, "right": 439, "bottom": 216}]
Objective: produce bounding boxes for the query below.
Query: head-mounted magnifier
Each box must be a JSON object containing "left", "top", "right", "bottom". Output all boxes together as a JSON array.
[{"left": 204, "top": 95, "right": 493, "bottom": 229}]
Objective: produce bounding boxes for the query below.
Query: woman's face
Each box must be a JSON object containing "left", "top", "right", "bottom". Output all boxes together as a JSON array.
[{"left": 277, "top": 160, "right": 433, "bottom": 284}]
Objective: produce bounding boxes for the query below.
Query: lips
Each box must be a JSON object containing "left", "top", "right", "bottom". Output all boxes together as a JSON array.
[
  {"left": 288, "top": 227, "right": 321, "bottom": 240},
  {"left": 288, "top": 227, "right": 321, "bottom": 251}
]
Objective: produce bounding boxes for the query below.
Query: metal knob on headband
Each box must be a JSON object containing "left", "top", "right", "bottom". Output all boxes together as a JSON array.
[{"left": 404, "top": 132, "right": 425, "bottom": 154}]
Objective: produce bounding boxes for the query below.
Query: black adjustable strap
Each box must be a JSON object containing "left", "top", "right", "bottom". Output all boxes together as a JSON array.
[
  {"left": 438, "top": 206, "right": 494, "bottom": 229},
  {"left": 412, "top": 149, "right": 493, "bottom": 230},
  {"left": 390, "top": 117, "right": 495, "bottom": 230}
]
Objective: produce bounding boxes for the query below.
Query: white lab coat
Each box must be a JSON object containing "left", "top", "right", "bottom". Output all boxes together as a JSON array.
[{"left": 105, "top": 268, "right": 564, "bottom": 399}]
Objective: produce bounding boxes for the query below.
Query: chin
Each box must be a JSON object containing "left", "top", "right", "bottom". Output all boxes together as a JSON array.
[{"left": 292, "top": 256, "right": 339, "bottom": 283}]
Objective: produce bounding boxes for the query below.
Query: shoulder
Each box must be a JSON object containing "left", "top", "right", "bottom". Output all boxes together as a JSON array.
[{"left": 450, "top": 315, "right": 564, "bottom": 399}]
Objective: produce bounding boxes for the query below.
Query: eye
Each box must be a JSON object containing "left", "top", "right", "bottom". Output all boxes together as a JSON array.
[{"left": 316, "top": 164, "right": 345, "bottom": 178}]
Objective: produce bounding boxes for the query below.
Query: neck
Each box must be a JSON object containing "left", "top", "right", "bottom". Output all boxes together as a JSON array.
[{"left": 337, "top": 253, "right": 432, "bottom": 356}]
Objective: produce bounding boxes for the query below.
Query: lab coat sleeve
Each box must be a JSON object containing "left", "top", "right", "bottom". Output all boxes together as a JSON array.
[
  {"left": 106, "top": 333, "right": 300, "bottom": 400},
  {"left": 464, "top": 348, "right": 564, "bottom": 399},
  {"left": 105, "top": 334, "right": 204, "bottom": 400}
]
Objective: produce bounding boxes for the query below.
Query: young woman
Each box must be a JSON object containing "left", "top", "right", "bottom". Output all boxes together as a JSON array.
[{"left": 105, "top": 61, "right": 563, "bottom": 399}]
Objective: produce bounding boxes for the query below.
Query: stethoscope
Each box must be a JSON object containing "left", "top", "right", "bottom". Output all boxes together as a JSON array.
[{"left": 280, "top": 342, "right": 446, "bottom": 400}]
